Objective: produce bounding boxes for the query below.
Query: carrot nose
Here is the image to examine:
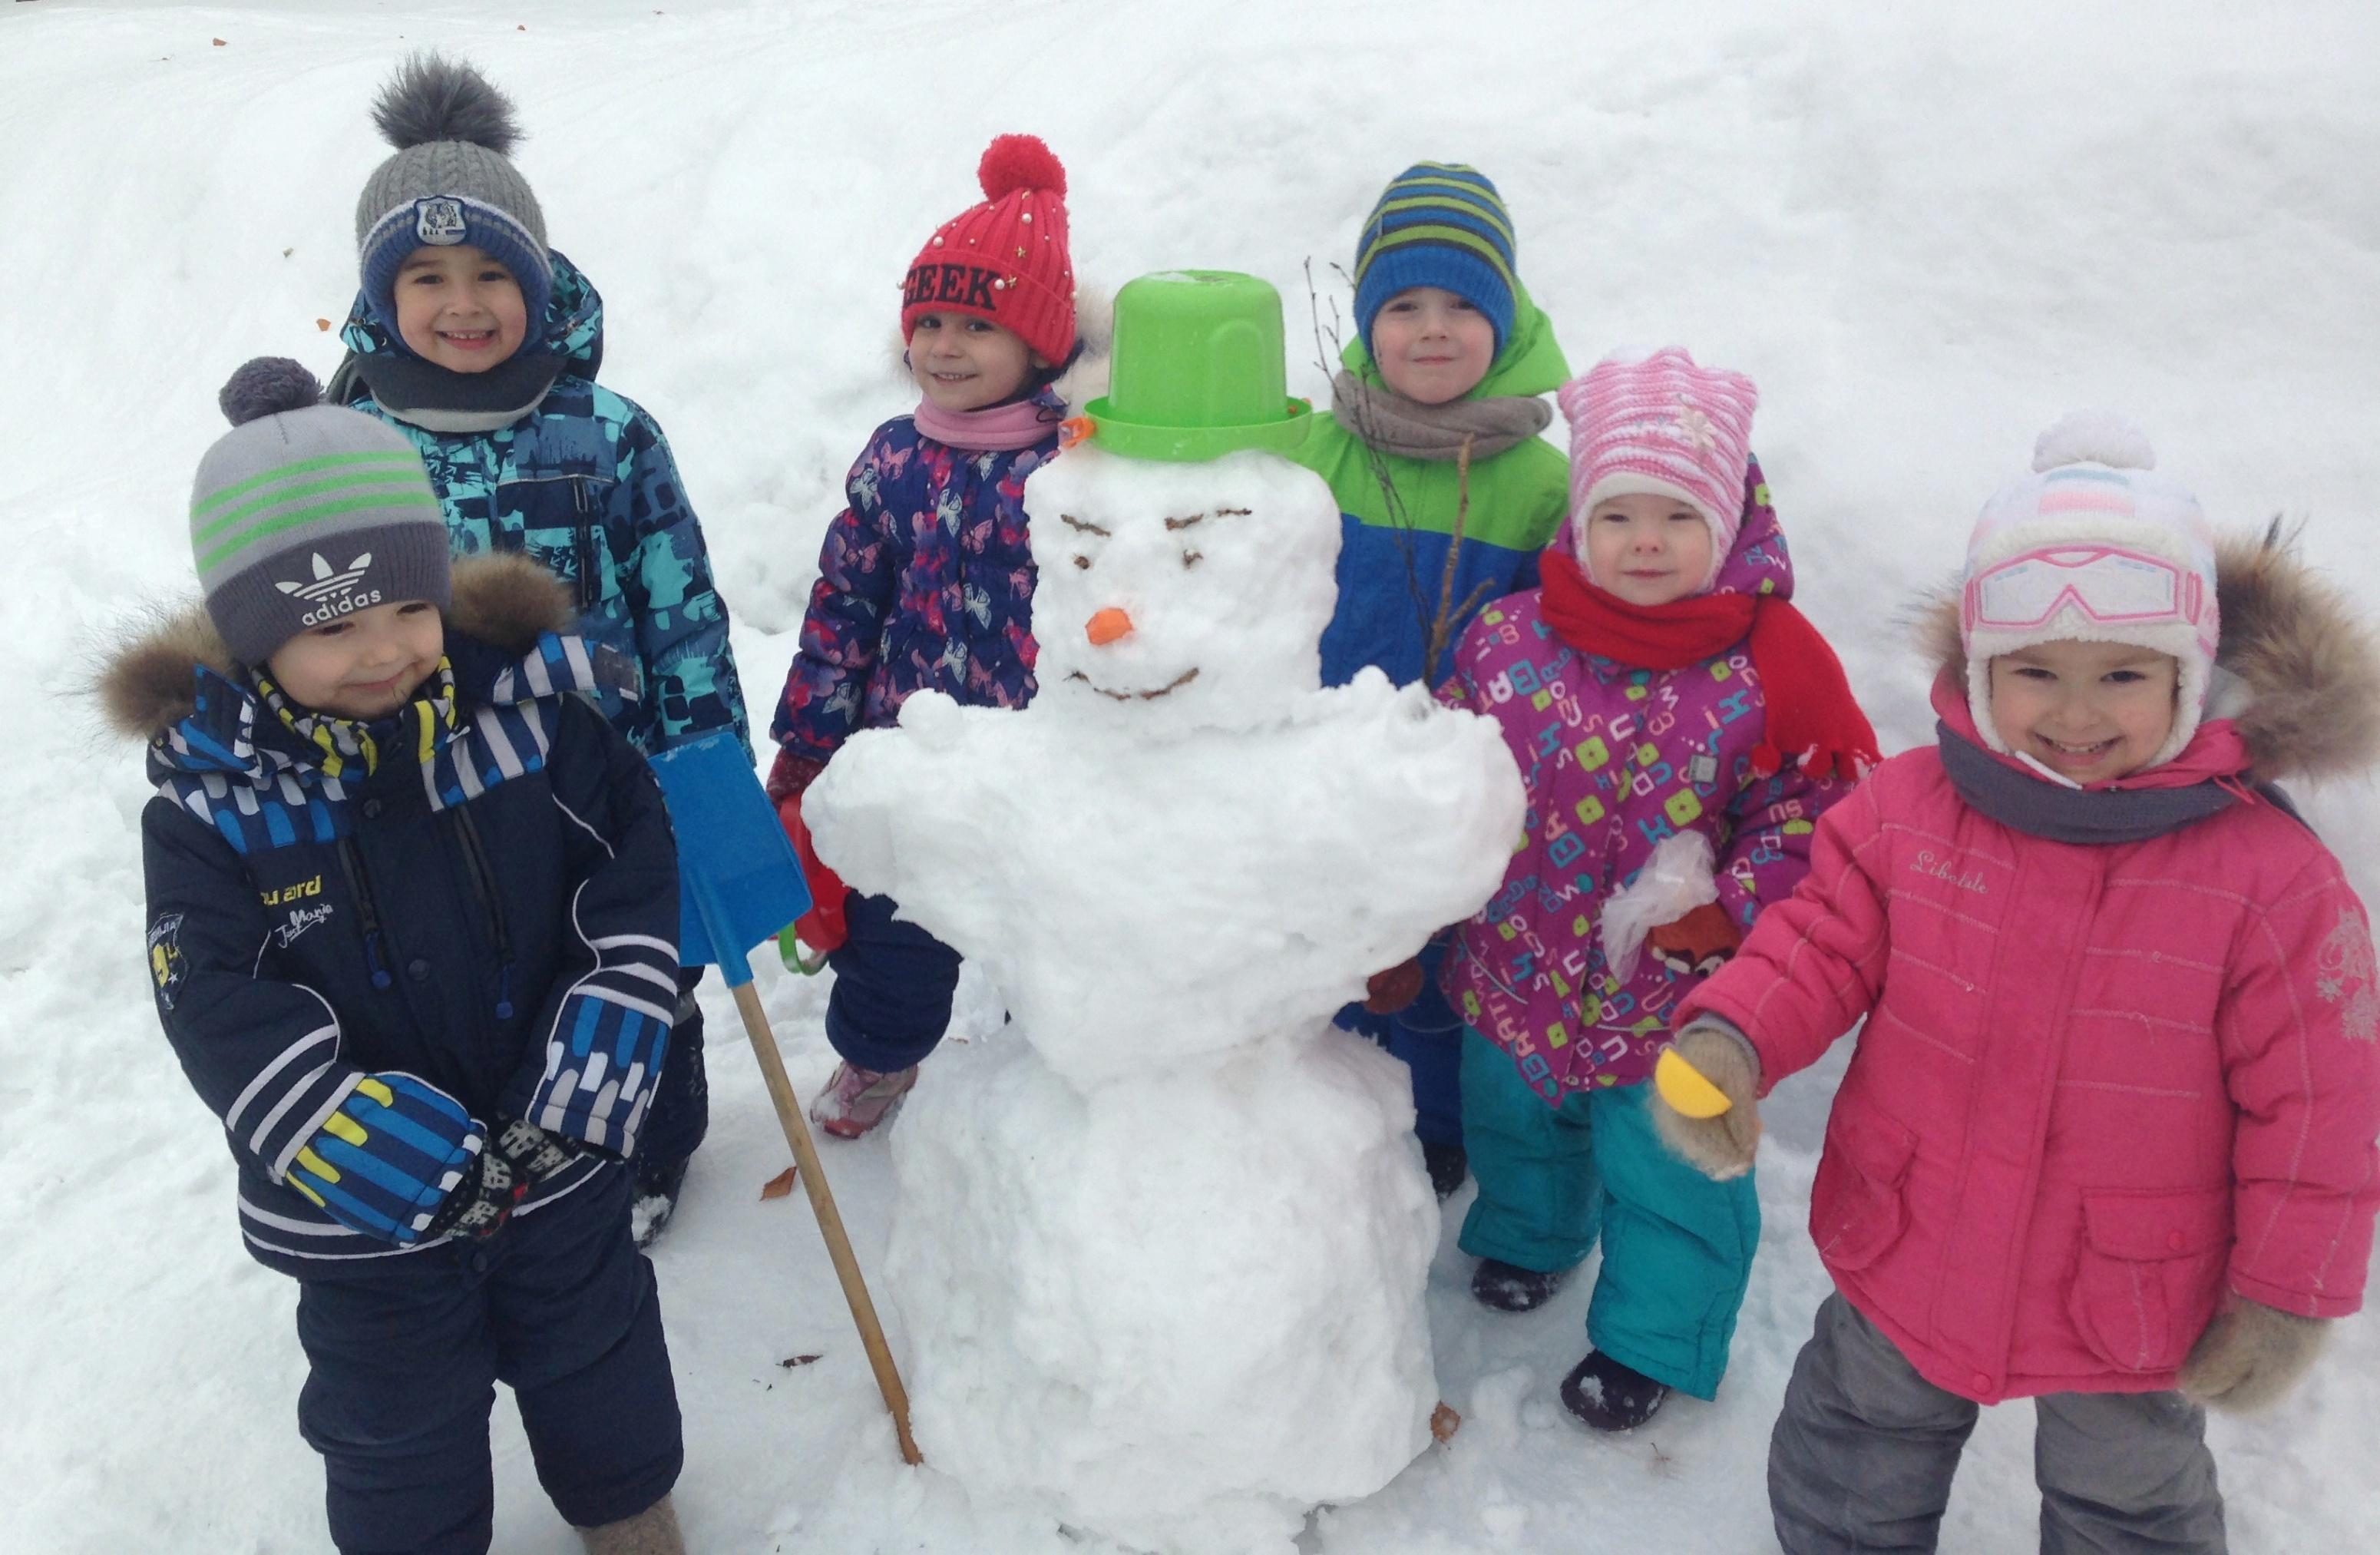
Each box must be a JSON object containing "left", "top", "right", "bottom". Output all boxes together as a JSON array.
[{"left": 1085, "top": 607, "right": 1133, "bottom": 646}]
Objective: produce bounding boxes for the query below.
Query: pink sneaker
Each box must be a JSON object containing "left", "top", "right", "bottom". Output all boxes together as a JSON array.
[{"left": 809, "top": 1061, "right": 920, "bottom": 1139}]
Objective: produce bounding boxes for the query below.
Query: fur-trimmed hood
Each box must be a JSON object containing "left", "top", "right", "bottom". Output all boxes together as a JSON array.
[
  {"left": 1919, "top": 524, "right": 2380, "bottom": 785},
  {"left": 101, "top": 552, "right": 576, "bottom": 741}
]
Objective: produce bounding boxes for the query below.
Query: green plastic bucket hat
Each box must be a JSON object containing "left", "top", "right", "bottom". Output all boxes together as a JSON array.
[{"left": 1079, "top": 270, "right": 1313, "bottom": 462}]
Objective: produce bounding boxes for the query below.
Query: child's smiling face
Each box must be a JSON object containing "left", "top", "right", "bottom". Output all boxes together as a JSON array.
[
  {"left": 1581, "top": 493, "right": 1714, "bottom": 606},
  {"left": 265, "top": 600, "right": 445, "bottom": 720},
  {"left": 1988, "top": 640, "right": 2180, "bottom": 782},
  {"left": 393, "top": 244, "right": 529, "bottom": 372},
  {"left": 908, "top": 311, "right": 1046, "bottom": 412},
  {"left": 1369, "top": 286, "right": 1496, "bottom": 405}
]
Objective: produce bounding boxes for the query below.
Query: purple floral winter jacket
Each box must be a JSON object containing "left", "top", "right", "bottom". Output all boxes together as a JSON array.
[
  {"left": 771, "top": 401, "right": 1061, "bottom": 762},
  {"left": 1437, "top": 468, "right": 1857, "bottom": 1100}
]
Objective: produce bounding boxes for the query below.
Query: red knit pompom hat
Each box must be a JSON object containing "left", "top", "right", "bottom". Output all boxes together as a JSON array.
[{"left": 900, "top": 134, "right": 1076, "bottom": 366}]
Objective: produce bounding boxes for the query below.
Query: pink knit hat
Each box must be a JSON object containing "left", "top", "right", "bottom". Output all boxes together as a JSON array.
[{"left": 1559, "top": 347, "right": 1759, "bottom": 589}]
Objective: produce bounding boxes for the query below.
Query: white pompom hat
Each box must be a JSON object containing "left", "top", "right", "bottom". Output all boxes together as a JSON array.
[{"left": 1960, "top": 412, "right": 2220, "bottom": 769}]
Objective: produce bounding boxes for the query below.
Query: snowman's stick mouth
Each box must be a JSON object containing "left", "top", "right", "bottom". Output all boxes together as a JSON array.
[{"left": 1067, "top": 668, "right": 1200, "bottom": 702}]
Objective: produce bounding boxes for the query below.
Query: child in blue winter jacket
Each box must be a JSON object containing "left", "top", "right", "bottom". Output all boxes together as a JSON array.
[
  {"left": 767, "top": 134, "right": 1082, "bottom": 1137},
  {"left": 109, "top": 362, "right": 686, "bottom": 1555},
  {"left": 328, "top": 55, "right": 746, "bottom": 1239}
]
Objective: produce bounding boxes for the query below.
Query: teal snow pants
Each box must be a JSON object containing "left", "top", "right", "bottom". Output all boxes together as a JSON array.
[{"left": 1456, "top": 1027, "right": 1760, "bottom": 1400}]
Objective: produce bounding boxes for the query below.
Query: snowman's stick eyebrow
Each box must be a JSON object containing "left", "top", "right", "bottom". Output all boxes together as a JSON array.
[
  {"left": 1162, "top": 508, "right": 1250, "bottom": 531},
  {"left": 1059, "top": 514, "right": 1110, "bottom": 536}
]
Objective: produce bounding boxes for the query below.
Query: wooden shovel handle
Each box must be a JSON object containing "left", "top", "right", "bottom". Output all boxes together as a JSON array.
[{"left": 729, "top": 980, "right": 923, "bottom": 1466}]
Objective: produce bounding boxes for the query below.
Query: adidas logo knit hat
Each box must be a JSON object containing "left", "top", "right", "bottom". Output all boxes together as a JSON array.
[{"left": 192, "top": 359, "right": 451, "bottom": 666}]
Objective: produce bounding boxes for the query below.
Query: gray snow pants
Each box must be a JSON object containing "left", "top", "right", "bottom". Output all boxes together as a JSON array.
[{"left": 1769, "top": 1292, "right": 2225, "bottom": 1554}]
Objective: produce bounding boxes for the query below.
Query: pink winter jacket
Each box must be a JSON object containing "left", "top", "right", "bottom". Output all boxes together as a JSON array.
[{"left": 1680, "top": 542, "right": 2380, "bottom": 1404}]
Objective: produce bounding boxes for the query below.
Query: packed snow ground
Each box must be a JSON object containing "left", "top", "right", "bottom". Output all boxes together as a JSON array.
[{"left": 6, "top": 2, "right": 2380, "bottom": 1550}]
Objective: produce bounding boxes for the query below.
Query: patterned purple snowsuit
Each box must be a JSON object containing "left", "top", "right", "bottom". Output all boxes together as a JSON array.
[
  {"left": 771, "top": 401, "right": 1058, "bottom": 761},
  {"left": 1437, "top": 468, "right": 1859, "bottom": 1103}
]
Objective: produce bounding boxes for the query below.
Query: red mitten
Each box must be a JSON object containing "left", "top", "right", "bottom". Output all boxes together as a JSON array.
[
  {"left": 1364, "top": 958, "right": 1426, "bottom": 1014},
  {"left": 767, "top": 749, "right": 850, "bottom": 955},
  {"left": 1646, "top": 902, "right": 1741, "bottom": 978}
]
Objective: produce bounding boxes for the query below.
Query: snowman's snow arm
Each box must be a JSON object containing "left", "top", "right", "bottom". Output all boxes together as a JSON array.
[
  {"left": 802, "top": 691, "right": 1016, "bottom": 952},
  {"left": 1280, "top": 676, "right": 1528, "bottom": 975}
]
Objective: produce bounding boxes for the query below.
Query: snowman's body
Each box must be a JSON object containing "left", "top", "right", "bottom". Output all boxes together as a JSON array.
[{"left": 807, "top": 445, "right": 1524, "bottom": 1551}]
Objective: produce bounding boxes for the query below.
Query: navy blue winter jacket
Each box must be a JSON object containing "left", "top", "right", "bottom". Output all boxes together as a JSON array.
[{"left": 111, "top": 557, "right": 680, "bottom": 1275}]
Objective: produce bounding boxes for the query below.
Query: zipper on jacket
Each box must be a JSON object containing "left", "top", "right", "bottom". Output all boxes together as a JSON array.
[
  {"left": 334, "top": 837, "right": 398, "bottom": 991},
  {"left": 451, "top": 807, "right": 517, "bottom": 1020},
  {"left": 570, "top": 483, "right": 601, "bottom": 610}
]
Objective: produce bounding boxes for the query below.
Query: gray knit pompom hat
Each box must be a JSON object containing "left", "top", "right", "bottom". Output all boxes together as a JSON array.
[
  {"left": 193, "top": 359, "right": 451, "bottom": 666},
  {"left": 355, "top": 54, "right": 553, "bottom": 342}
]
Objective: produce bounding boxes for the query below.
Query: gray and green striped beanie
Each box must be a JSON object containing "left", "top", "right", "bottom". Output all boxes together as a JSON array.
[
  {"left": 1352, "top": 163, "right": 1519, "bottom": 356},
  {"left": 192, "top": 358, "right": 451, "bottom": 666}
]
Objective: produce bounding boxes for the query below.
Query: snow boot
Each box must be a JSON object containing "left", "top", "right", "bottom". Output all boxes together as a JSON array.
[
  {"left": 1470, "top": 1256, "right": 1571, "bottom": 1313},
  {"left": 577, "top": 1494, "right": 684, "bottom": 1555},
  {"left": 1421, "top": 1140, "right": 1469, "bottom": 1201},
  {"left": 1560, "top": 1349, "right": 1670, "bottom": 1432},
  {"left": 630, "top": 1153, "right": 690, "bottom": 1249},
  {"left": 809, "top": 1060, "right": 920, "bottom": 1140}
]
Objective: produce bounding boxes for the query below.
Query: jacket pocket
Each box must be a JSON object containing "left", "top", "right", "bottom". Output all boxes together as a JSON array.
[
  {"left": 506, "top": 475, "right": 618, "bottom": 613},
  {"left": 1810, "top": 1107, "right": 1919, "bottom": 1272},
  {"left": 2066, "top": 1188, "right": 2231, "bottom": 1374}
]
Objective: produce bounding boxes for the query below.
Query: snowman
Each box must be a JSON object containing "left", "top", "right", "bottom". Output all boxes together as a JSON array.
[{"left": 805, "top": 271, "right": 1526, "bottom": 1552}]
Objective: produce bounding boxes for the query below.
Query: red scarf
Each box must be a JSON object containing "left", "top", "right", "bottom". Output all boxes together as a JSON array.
[{"left": 1537, "top": 548, "right": 1880, "bottom": 780}]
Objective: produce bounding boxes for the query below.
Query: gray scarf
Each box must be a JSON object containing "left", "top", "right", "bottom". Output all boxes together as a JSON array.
[
  {"left": 333, "top": 346, "right": 564, "bottom": 435},
  {"left": 1936, "top": 723, "right": 2301, "bottom": 844},
  {"left": 1329, "top": 370, "right": 1552, "bottom": 462}
]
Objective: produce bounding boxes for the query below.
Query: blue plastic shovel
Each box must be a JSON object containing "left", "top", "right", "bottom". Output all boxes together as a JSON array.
[{"left": 648, "top": 732, "right": 921, "bottom": 1466}]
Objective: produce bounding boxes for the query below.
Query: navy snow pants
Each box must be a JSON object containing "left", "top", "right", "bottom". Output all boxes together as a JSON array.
[
  {"left": 293, "top": 1167, "right": 683, "bottom": 1554},
  {"left": 1334, "top": 938, "right": 1464, "bottom": 1149},
  {"left": 823, "top": 891, "right": 965, "bottom": 1073}
]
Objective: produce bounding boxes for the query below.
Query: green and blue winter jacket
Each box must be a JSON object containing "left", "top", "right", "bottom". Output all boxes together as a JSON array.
[
  {"left": 335, "top": 253, "right": 749, "bottom": 756},
  {"left": 1291, "top": 286, "right": 1571, "bottom": 690}
]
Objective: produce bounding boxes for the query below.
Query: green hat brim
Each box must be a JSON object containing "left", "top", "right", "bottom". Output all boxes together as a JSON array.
[{"left": 1078, "top": 397, "right": 1314, "bottom": 462}]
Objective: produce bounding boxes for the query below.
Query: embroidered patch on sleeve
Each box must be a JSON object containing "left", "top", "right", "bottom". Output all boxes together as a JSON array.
[
  {"left": 147, "top": 913, "right": 187, "bottom": 1011},
  {"left": 2316, "top": 908, "right": 2380, "bottom": 1043}
]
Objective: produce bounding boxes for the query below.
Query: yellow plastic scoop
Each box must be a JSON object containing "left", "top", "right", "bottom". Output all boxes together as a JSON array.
[{"left": 1656, "top": 1047, "right": 1734, "bottom": 1119}]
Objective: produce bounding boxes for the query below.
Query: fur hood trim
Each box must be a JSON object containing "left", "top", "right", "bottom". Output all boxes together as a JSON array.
[
  {"left": 100, "top": 553, "right": 575, "bottom": 740},
  {"left": 1917, "top": 523, "right": 2380, "bottom": 784}
]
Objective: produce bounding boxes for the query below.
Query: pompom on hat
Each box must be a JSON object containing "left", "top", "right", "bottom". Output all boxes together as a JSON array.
[
  {"left": 1559, "top": 347, "right": 1759, "bottom": 591},
  {"left": 900, "top": 134, "right": 1077, "bottom": 366},
  {"left": 191, "top": 359, "right": 451, "bottom": 666},
  {"left": 355, "top": 54, "right": 554, "bottom": 346},
  {"left": 1959, "top": 411, "right": 2220, "bottom": 769}
]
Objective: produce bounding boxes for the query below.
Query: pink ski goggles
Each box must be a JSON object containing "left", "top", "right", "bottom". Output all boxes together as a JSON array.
[{"left": 1964, "top": 544, "right": 2208, "bottom": 634}]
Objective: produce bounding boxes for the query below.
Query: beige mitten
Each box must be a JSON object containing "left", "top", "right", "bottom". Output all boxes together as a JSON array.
[
  {"left": 2178, "top": 1299, "right": 2328, "bottom": 1413},
  {"left": 1651, "top": 1022, "right": 1764, "bottom": 1179}
]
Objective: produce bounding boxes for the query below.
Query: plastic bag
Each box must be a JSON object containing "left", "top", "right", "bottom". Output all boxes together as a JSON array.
[{"left": 1600, "top": 830, "right": 1720, "bottom": 983}]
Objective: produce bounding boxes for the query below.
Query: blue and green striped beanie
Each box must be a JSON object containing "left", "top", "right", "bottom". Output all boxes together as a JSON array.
[
  {"left": 192, "top": 359, "right": 451, "bottom": 667},
  {"left": 1352, "top": 163, "right": 1519, "bottom": 356}
]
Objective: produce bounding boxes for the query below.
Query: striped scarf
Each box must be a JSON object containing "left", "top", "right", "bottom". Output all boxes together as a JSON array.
[
  {"left": 154, "top": 633, "right": 593, "bottom": 855},
  {"left": 255, "top": 660, "right": 461, "bottom": 779}
]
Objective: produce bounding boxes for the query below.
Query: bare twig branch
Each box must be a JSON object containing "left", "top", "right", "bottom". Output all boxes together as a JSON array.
[{"left": 1303, "top": 259, "right": 1436, "bottom": 677}]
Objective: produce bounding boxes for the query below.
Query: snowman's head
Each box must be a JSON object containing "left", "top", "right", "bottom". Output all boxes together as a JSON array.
[{"left": 1025, "top": 445, "right": 1341, "bottom": 731}]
